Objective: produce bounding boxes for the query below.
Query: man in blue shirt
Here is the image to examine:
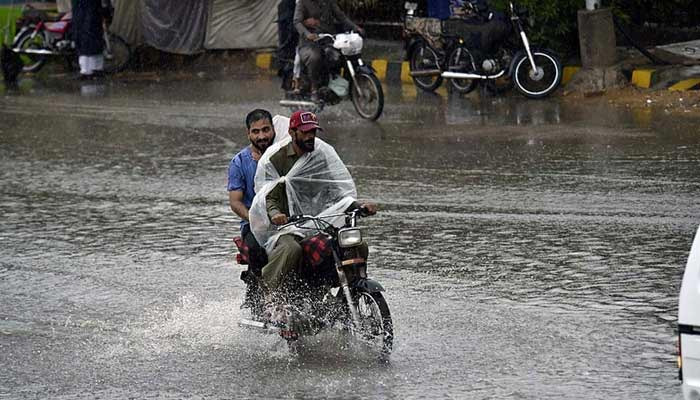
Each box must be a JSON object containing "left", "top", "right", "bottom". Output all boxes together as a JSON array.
[{"left": 228, "top": 109, "right": 276, "bottom": 315}]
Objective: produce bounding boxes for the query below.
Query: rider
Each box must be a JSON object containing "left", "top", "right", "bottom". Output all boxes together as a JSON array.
[
  {"left": 250, "top": 110, "right": 377, "bottom": 315},
  {"left": 228, "top": 109, "right": 276, "bottom": 313},
  {"left": 293, "top": 0, "right": 364, "bottom": 102}
]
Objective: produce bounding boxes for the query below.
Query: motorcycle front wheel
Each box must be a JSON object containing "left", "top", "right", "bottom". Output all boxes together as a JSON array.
[
  {"left": 447, "top": 45, "right": 478, "bottom": 94},
  {"left": 103, "top": 32, "right": 131, "bottom": 73},
  {"left": 408, "top": 42, "right": 443, "bottom": 92},
  {"left": 350, "top": 72, "right": 384, "bottom": 121},
  {"left": 353, "top": 291, "right": 393, "bottom": 354},
  {"left": 13, "top": 28, "right": 48, "bottom": 73},
  {"left": 512, "top": 50, "right": 562, "bottom": 99}
]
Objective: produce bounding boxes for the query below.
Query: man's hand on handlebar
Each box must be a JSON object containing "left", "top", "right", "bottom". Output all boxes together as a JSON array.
[
  {"left": 359, "top": 203, "right": 377, "bottom": 216},
  {"left": 304, "top": 17, "right": 320, "bottom": 29},
  {"left": 271, "top": 213, "right": 288, "bottom": 225}
]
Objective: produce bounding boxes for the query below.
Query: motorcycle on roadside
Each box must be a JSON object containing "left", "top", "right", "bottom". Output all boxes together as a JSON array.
[
  {"left": 234, "top": 207, "right": 394, "bottom": 355},
  {"left": 279, "top": 32, "right": 385, "bottom": 121},
  {"left": 404, "top": 1, "right": 562, "bottom": 99},
  {"left": 11, "top": 7, "right": 131, "bottom": 74}
]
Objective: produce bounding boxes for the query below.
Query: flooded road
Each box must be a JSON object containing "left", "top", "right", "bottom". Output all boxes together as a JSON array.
[{"left": 1, "top": 73, "right": 698, "bottom": 399}]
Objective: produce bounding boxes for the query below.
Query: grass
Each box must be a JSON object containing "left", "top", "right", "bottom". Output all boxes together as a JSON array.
[{"left": 0, "top": 6, "right": 23, "bottom": 45}]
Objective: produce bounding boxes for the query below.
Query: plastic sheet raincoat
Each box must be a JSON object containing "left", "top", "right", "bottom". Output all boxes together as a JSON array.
[{"left": 249, "top": 131, "right": 357, "bottom": 252}]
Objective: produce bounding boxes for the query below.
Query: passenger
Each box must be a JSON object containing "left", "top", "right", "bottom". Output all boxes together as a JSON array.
[
  {"left": 250, "top": 110, "right": 377, "bottom": 320},
  {"left": 293, "top": 0, "right": 364, "bottom": 102},
  {"left": 227, "top": 109, "right": 276, "bottom": 315}
]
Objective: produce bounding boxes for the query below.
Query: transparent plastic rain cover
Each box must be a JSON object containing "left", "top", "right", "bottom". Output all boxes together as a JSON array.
[{"left": 249, "top": 132, "right": 357, "bottom": 252}]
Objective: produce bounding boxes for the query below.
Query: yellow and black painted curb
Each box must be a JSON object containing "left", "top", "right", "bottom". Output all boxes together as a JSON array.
[
  {"left": 623, "top": 68, "right": 700, "bottom": 91},
  {"left": 254, "top": 52, "right": 700, "bottom": 91}
]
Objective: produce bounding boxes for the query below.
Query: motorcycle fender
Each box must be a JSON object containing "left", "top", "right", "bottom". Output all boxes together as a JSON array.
[
  {"left": 507, "top": 47, "right": 553, "bottom": 77},
  {"left": 12, "top": 26, "right": 32, "bottom": 45},
  {"left": 357, "top": 64, "right": 375, "bottom": 75},
  {"left": 353, "top": 278, "right": 385, "bottom": 293},
  {"left": 405, "top": 36, "right": 424, "bottom": 61}
]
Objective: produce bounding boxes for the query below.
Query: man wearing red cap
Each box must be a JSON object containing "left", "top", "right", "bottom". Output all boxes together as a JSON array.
[{"left": 258, "top": 110, "right": 377, "bottom": 303}]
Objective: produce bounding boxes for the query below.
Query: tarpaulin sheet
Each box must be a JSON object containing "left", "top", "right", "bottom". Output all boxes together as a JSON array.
[
  {"left": 205, "top": 0, "right": 278, "bottom": 50},
  {"left": 111, "top": 0, "right": 144, "bottom": 46},
  {"left": 142, "top": 0, "right": 209, "bottom": 54}
]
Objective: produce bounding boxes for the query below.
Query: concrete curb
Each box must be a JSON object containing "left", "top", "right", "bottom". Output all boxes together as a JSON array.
[{"left": 254, "top": 53, "right": 700, "bottom": 91}]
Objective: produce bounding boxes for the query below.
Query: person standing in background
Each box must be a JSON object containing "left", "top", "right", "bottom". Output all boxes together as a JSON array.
[{"left": 72, "top": 0, "right": 112, "bottom": 80}]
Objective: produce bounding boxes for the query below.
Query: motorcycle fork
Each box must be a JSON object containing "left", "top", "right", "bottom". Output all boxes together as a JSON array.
[
  {"left": 346, "top": 59, "right": 367, "bottom": 99},
  {"left": 333, "top": 249, "right": 361, "bottom": 330},
  {"left": 517, "top": 22, "right": 538, "bottom": 72}
]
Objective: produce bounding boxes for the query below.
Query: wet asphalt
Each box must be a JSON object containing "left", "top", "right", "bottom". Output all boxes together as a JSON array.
[{"left": 0, "top": 71, "right": 698, "bottom": 399}]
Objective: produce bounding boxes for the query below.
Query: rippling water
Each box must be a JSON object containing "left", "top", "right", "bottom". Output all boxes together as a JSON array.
[{"left": 1, "top": 76, "right": 697, "bottom": 399}]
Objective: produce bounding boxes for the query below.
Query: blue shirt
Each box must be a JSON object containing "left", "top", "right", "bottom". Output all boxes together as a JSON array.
[{"left": 227, "top": 146, "right": 258, "bottom": 231}]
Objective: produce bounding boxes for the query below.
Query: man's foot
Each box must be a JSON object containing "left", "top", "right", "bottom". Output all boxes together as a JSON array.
[
  {"left": 262, "top": 302, "right": 289, "bottom": 327},
  {"left": 291, "top": 78, "right": 301, "bottom": 95}
]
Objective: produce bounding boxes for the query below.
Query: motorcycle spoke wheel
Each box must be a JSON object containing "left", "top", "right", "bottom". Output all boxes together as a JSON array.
[
  {"left": 353, "top": 292, "right": 393, "bottom": 355},
  {"left": 103, "top": 32, "right": 131, "bottom": 73},
  {"left": 513, "top": 51, "right": 562, "bottom": 99},
  {"left": 447, "top": 46, "right": 477, "bottom": 94},
  {"left": 15, "top": 31, "right": 48, "bottom": 73},
  {"left": 409, "top": 43, "right": 443, "bottom": 92},
  {"left": 350, "top": 73, "right": 384, "bottom": 121}
]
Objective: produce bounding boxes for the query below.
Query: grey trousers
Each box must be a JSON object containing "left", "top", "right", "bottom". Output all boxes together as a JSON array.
[
  {"left": 297, "top": 42, "right": 323, "bottom": 88},
  {"left": 261, "top": 234, "right": 303, "bottom": 291}
]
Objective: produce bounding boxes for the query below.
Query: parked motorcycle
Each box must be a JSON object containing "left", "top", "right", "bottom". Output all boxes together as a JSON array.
[
  {"left": 12, "top": 11, "right": 131, "bottom": 74},
  {"left": 236, "top": 207, "right": 393, "bottom": 355},
  {"left": 280, "top": 32, "right": 384, "bottom": 121},
  {"left": 404, "top": 1, "right": 562, "bottom": 98}
]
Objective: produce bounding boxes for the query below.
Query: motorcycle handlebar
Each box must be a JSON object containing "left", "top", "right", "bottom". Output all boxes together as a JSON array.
[{"left": 276, "top": 209, "right": 374, "bottom": 230}]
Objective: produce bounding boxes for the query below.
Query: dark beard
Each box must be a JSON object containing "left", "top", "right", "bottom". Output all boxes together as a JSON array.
[
  {"left": 295, "top": 136, "right": 315, "bottom": 153},
  {"left": 251, "top": 136, "right": 273, "bottom": 152}
]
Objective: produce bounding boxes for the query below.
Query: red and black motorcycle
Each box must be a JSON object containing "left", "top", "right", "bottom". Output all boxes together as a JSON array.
[
  {"left": 234, "top": 208, "right": 394, "bottom": 355},
  {"left": 12, "top": 10, "right": 131, "bottom": 74}
]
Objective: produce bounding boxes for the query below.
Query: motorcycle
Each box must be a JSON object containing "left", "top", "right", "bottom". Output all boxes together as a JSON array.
[
  {"left": 11, "top": 11, "right": 131, "bottom": 74},
  {"left": 235, "top": 208, "right": 393, "bottom": 355},
  {"left": 404, "top": 1, "right": 562, "bottom": 99},
  {"left": 280, "top": 32, "right": 385, "bottom": 121}
]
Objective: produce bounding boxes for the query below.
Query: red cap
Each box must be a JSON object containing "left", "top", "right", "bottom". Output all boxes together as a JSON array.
[{"left": 289, "top": 111, "right": 322, "bottom": 132}]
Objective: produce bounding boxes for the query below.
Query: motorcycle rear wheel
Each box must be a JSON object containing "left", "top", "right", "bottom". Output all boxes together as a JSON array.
[
  {"left": 103, "top": 32, "right": 131, "bottom": 73},
  {"left": 14, "top": 28, "right": 48, "bottom": 73},
  {"left": 350, "top": 72, "right": 384, "bottom": 121},
  {"left": 408, "top": 42, "right": 443, "bottom": 92},
  {"left": 513, "top": 50, "right": 562, "bottom": 99},
  {"left": 353, "top": 291, "right": 393, "bottom": 354},
  {"left": 447, "top": 45, "right": 478, "bottom": 94}
]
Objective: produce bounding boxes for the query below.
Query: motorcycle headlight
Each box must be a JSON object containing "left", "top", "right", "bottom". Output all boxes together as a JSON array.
[{"left": 338, "top": 227, "right": 362, "bottom": 248}]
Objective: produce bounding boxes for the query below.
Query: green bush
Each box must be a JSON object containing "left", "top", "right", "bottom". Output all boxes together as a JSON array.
[
  {"left": 0, "top": 6, "right": 22, "bottom": 43},
  {"left": 490, "top": 0, "right": 581, "bottom": 57}
]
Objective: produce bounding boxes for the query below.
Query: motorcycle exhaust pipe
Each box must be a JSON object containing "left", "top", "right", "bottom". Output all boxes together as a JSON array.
[
  {"left": 12, "top": 48, "right": 55, "bottom": 55},
  {"left": 442, "top": 71, "right": 506, "bottom": 80},
  {"left": 409, "top": 69, "right": 441, "bottom": 77}
]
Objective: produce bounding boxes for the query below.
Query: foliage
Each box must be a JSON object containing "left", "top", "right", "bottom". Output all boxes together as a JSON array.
[
  {"left": 489, "top": 0, "right": 581, "bottom": 56},
  {"left": 0, "top": 6, "right": 22, "bottom": 43}
]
